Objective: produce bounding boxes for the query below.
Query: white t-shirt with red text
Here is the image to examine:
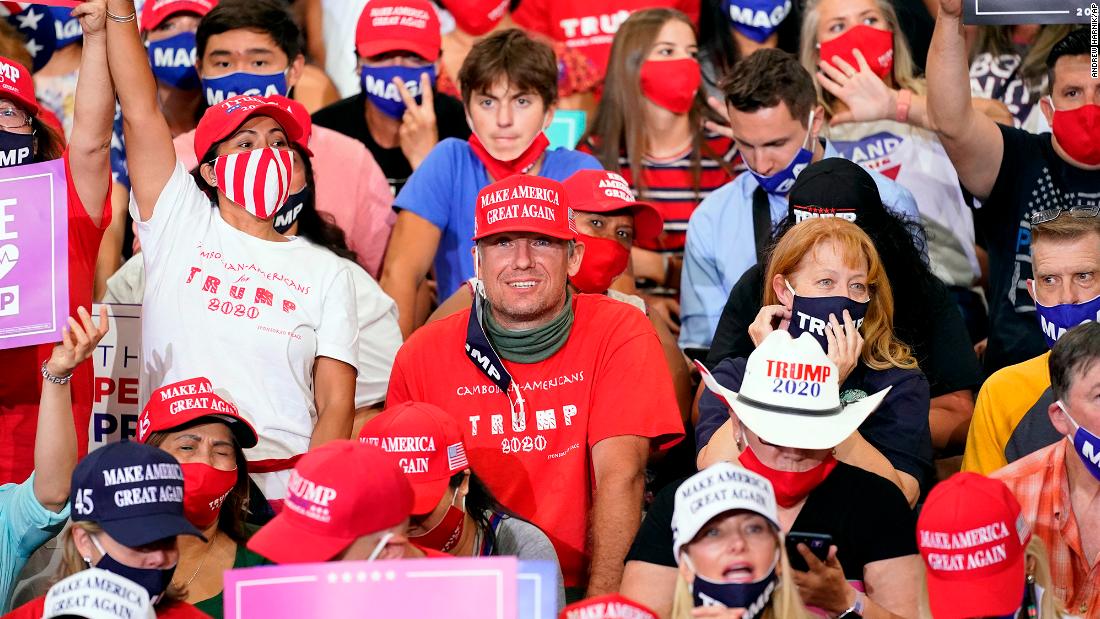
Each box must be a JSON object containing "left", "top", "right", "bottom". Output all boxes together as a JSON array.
[
  {"left": 386, "top": 294, "right": 684, "bottom": 587},
  {"left": 132, "top": 163, "right": 358, "bottom": 498}
]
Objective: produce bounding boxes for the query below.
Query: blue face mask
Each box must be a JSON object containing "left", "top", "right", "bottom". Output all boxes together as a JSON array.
[
  {"left": 0, "top": 131, "right": 35, "bottom": 168},
  {"left": 1058, "top": 401, "right": 1100, "bottom": 483},
  {"left": 746, "top": 110, "right": 816, "bottom": 196},
  {"left": 689, "top": 555, "right": 778, "bottom": 618},
  {"left": 359, "top": 64, "right": 436, "bottom": 119},
  {"left": 1031, "top": 284, "right": 1100, "bottom": 349},
  {"left": 273, "top": 186, "right": 310, "bottom": 234},
  {"left": 90, "top": 536, "right": 176, "bottom": 604},
  {"left": 147, "top": 32, "right": 200, "bottom": 91},
  {"left": 785, "top": 280, "right": 868, "bottom": 353},
  {"left": 202, "top": 70, "right": 288, "bottom": 106},
  {"left": 49, "top": 6, "right": 82, "bottom": 48},
  {"left": 723, "top": 0, "right": 793, "bottom": 43}
]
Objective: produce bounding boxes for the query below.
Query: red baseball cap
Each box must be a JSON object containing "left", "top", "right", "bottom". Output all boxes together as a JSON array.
[
  {"left": 559, "top": 593, "right": 658, "bottom": 619},
  {"left": 136, "top": 377, "right": 258, "bottom": 448},
  {"left": 917, "top": 472, "right": 1032, "bottom": 619},
  {"left": 472, "top": 175, "right": 576, "bottom": 241},
  {"left": 140, "top": 0, "right": 217, "bottom": 33},
  {"left": 441, "top": 0, "right": 508, "bottom": 36},
  {"left": 358, "top": 402, "right": 470, "bottom": 516},
  {"left": 193, "top": 95, "right": 304, "bottom": 162},
  {"left": 0, "top": 56, "right": 37, "bottom": 116},
  {"left": 265, "top": 95, "right": 314, "bottom": 157},
  {"left": 247, "top": 440, "right": 413, "bottom": 564},
  {"left": 563, "top": 170, "right": 664, "bottom": 245},
  {"left": 355, "top": 0, "right": 441, "bottom": 62}
]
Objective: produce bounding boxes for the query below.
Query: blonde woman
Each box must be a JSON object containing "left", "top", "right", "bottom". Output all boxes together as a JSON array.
[
  {"left": 916, "top": 473, "right": 1074, "bottom": 619},
  {"left": 671, "top": 463, "right": 807, "bottom": 619}
]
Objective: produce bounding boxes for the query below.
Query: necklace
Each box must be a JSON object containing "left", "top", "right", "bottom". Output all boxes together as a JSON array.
[{"left": 183, "top": 531, "right": 219, "bottom": 587}]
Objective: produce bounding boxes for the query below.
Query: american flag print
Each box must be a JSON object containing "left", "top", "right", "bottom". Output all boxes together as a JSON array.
[
  {"left": 214, "top": 147, "right": 294, "bottom": 220},
  {"left": 447, "top": 442, "right": 468, "bottom": 471}
]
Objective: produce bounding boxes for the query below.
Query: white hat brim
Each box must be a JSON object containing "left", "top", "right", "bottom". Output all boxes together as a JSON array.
[{"left": 698, "top": 361, "right": 891, "bottom": 450}]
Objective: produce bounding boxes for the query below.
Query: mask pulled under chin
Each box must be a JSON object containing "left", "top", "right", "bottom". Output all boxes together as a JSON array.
[
  {"left": 468, "top": 131, "right": 550, "bottom": 181},
  {"left": 213, "top": 147, "right": 295, "bottom": 220},
  {"left": 0, "top": 131, "right": 35, "bottom": 168},
  {"left": 746, "top": 111, "right": 815, "bottom": 196},
  {"left": 570, "top": 234, "right": 630, "bottom": 294},
  {"left": 738, "top": 445, "right": 837, "bottom": 508},
  {"left": 90, "top": 536, "right": 176, "bottom": 603},
  {"left": 687, "top": 553, "right": 779, "bottom": 617}
]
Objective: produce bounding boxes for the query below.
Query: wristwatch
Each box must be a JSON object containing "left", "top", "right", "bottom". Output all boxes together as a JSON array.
[
  {"left": 836, "top": 591, "right": 865, "bottom": 619},
  {"left": 41, "top": 360, "right": 73, "bottom": 385}
]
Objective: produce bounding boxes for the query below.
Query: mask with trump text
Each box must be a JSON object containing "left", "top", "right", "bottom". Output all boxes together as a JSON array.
[{"left": 784, "top": 280, "right": 868, "bottom": 354}]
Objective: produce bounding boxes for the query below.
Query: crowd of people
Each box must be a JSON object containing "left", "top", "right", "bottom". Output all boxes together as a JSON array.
[{"left": 0, "top": 0, "right": 1098, "bottom": 617}]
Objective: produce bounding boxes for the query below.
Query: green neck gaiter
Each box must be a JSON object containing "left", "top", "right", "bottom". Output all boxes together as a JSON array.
[{"left": 483, "top": 290, "right": 575, "bottom": 363}]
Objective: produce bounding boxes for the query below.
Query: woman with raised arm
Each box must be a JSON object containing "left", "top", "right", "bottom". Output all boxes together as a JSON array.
[{"left": 102, "top": 0, "right": 358, "bottom": 503}]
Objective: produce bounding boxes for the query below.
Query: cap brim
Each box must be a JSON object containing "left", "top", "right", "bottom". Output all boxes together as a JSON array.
[
  {"left": 629, "top": 202, "right": 664, "bottom": 245},
  {"left": 472, "top": 223, "right": 575, "bottom": 242},
  {"left": 696, "top": 360, "right": 890, "bottom": 450},
  {"left": 926, "top": 552, "right": 1026, "bottom": 619},
  {"left": 356, "top": 39, "right": 439, "bottom": 62},
  {"left": 141, "top": 3, "right": 212, "bottom": 32},
  {"left": 100, "top": 512, "right": 206, "bottom": 547},
  {"left": 246, "top": 514, "right": 355, "bottom": 564},
  {"left": 410, "top": 477, "right": 451, "bottom": 516}
]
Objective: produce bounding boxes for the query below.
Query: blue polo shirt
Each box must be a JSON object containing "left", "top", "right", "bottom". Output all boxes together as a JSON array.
[
  {"left": 678, "top": 139, "right": 921, "bottom": 349},
  {"left": 394, "top": 138, "right": 601, "bottom": 298},
  {"left": 1, "top": 474, "right": 70, "bottom": 612}
]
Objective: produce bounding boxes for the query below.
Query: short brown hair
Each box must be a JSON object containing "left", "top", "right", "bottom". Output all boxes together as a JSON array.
[
  {"left": 721, "top": 48, "right": 816, "bottom": 124},
  {"left": 1032, "top": 213, "right": 1100, "bottom": 248},
  {"left": 458, "top": 29, "right": 557, "bottom": 108}
]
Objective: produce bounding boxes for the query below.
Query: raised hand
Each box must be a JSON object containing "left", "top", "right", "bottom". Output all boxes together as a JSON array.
[
  {"left": 817, "top": 49, "right": 896, "bottom": 125},
  {"left": 824, "top": 309, "right": 863, "bottom": 385},
  {"left": 396, "top": 71, "right": 439, "bottom": 170},
  {"left": 46, "top": 305, "right": 110, "bottom": 379},
  {"left": 939, "top": 0, "right": 962, "bottom": 17},
  {"left": 72, "top": 0, "right": 107, "bottom": 38}
]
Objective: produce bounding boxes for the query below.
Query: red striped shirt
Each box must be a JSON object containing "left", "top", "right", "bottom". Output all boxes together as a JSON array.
[{"left": 579, "top": 133, "right": 742, "bottom": 251}]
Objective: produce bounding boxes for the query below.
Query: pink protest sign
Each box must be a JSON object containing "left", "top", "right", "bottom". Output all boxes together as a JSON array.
[
  {"left": 224, "top": 557, "right": 519, "bottom": 619},
  {"left": 0, "top": 157, "right": 68, "bottom": 351}
]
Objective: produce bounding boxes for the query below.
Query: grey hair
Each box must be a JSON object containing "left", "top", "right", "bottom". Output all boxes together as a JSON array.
[{"left": 1049, "top": 322, "right": 1100, "bottom": 401}]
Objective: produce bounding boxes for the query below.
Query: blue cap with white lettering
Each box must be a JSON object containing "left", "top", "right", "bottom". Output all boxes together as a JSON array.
[{"left": 70, "top": 441, "right": 205, "bottom": 547}]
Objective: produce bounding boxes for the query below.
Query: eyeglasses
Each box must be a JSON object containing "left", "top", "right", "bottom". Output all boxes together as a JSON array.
[
  {"left": 1030, "top": 205, "right": 1100, "bottom": 226},
  {"left": 0, "top": 107, "right": 30, "bottom": 130}
]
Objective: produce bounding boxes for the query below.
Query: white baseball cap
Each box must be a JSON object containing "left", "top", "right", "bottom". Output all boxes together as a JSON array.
[
  {"left": 696, "top": 330, "right": 891, "bottom": 450},
  {"left": 672, "top": 463, "right": 780, "bottom": 561},
  {"left": 42, "top": 568, "right": 155, "bottom": 619}
]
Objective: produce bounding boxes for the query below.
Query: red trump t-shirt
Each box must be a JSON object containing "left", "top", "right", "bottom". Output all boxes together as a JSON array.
[{"left": 386, "top": 294, "right": 684, "bottom": 587}]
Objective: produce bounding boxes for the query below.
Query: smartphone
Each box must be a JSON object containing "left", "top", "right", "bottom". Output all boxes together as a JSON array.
[{"left": 785, "top": 531, "right": 834, "bottom": 572}]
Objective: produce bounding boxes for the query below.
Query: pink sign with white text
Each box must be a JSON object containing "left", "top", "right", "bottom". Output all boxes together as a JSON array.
[{"left": 223, "top": 557, "right": 519, "bottom": 619}]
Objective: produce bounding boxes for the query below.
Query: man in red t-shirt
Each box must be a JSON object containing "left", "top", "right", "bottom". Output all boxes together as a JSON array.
[
  {"left": 511, "top": 0, "right": 699, "bottom": 81},
  {"left": 0, "top": 28, "right": 114, "bottom": 484},
  {"left": 386, "top": 174, "right": 684, "bottom": 598}
]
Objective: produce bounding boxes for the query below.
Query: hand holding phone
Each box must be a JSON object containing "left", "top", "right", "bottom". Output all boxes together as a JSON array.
[{"left": 785, "top": 531, "right": 834, "bottom": 572}]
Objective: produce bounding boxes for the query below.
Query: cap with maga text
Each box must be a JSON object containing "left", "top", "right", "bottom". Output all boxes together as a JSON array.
[
  {"left": 563, "top": 170, "right": 664, "bottom": 245},
  {"left": 194, "top": 95, "right": 304, "bottom": 162},
  {"left": 140, "top": 0, "right": 217, "bottom": 33},
  {"left": 788, "top": 158, "right": 882, "bottom": 224},
  {"left": 473, "top": 175, "right": 575, "bottom": 241},
  {"left": 247, "top": 440, "right": 414, "bottom": 564},
  {"left": 358, "top": 402, "right": 470, "bottom": 515},
  {"left": 70, "top": 441, "right": 205, "bottom": 547},
  {"left": 672, "top": 463, "right": 779, "bottom": 561},
  {"left": 696, "top": 330, "right": 891, "bottom": 450},
  {"left": 559, "top": 593, "right": 658, "bottom": 619},
  {"left": 42, "top": 569, "right": 155, "bottom": 619},
  {"left": 355, "top": 0, "right": 441, "bottom": 62},
  {"left": 137, "top": 377, "right": 258, "bottom": 448},
  {"left": 918, "top": 472, "right": 1031, "bottom": 619},
  {"left": 0, "top": 56, "right": 37, "bottom": 115}
]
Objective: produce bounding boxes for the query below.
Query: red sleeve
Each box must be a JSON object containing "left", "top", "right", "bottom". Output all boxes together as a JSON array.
[
  {"left": 587, "top": 310, "right": 684, "bottom": 449},
  {"left": 1, "top": 596, "right": 44, "bottom": 619},
  {"left": 510, "top": 0, "right": 552, "bottom": 37}
]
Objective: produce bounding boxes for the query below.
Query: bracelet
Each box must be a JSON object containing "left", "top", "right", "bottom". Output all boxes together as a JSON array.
[
  {"left": 106, "top": 9, "right": 137, "bottom": 23},
  {"left": 41, "top": 360, "right": 73, "bottom": 385},
  {"left": 895, "top": 88, "right": 912, "bottom": 123}
]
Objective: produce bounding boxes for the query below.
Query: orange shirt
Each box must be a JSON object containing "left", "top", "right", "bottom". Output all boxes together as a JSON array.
[{"left": 991, "top": 440, "right": 1100, "bottom": 616}]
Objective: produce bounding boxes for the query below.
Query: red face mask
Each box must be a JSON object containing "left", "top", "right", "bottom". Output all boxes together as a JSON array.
[
  {"left": 819, "top": 24, "right": 894, "bottom": 80},
  {"left": 738, "top": 445, "right": 838, "bottom": 508},
  {"left": 446, "top": 0, "right": 509, "bottom": 35},
  {"left": 468, "top": 132, "right": 551, "bottom": 182},
  {"left": 1049, "top": 99, "right": 1100, "bottom": 166},
  {"left": 213, "top": 147, "right": 295, "bottom": 220},
  {"left": 181, "top": 462, "right": 238, "bottom": 529},
  {"left": 571, "top": 233, "right": 630, "bottom": 294},
  {"left": 409, "top": 498, "right": 466, "bottom": 553},
  {"left": 639, "top": 58, "right": 701, "bottom": 115}
]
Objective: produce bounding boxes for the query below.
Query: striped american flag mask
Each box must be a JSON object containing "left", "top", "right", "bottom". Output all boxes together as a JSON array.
[{"left": 214, "top": 147, "right": 295, "bottom": 220}]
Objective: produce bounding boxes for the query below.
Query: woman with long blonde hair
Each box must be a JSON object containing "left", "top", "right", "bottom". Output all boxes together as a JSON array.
[
  {"left": 670, "top": 463, "right": 807, "bottom": 619},
  {"left": 697, "top": 218, "right": 933, "bottom": 507}
]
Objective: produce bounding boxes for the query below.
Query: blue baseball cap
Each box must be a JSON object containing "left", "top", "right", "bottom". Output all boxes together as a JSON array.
[{"left": 70, "top": 441, "right": 205, "bottom": 547}]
